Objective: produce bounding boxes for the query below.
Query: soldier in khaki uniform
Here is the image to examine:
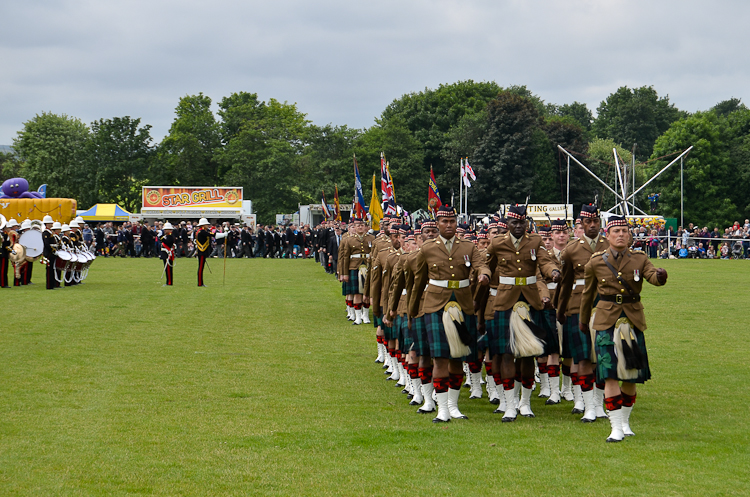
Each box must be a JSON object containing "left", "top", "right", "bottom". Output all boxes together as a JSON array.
[
  {"left": 556, "top": 204, "right": 609, "bottom": 422},
  {"left": 409, "top": 205, "right": 490, "bottom": 423},
  {"left": 377, "top": 225, "right": 404, "bottom": 382},
  {"left": 479, "top": 204, "right": 560, "bottom": 422},
  {"left": 338, "top": 218, "right": 375, "bottom": 324},
  {"left": 366, "top": 216, "right": 393, "bottom": 363},
  {"left": 390, "top": 220, "right": 439, "bottom": 413},
  {"left": 338, "top": 224, "right": 352, "bottom": 318},
  {"left": 580, "top": 215, "right": 667, "bottom": 442},
  {"left": 385, "top": 226, "right": 415, "bottom": 394},
  {"left": 370, "top": 220, "right": 400, "bottom": 378}
]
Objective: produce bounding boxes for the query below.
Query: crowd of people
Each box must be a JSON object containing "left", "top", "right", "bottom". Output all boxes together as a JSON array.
[
  {"left": 313, "top": 205, "right": 669, "bottom": 443},
  {"left": 78, "top": 220, "right": 316, "bottom": 260},
  {"left": 629, "top": 219, "right": 750, "bottom": 259}
]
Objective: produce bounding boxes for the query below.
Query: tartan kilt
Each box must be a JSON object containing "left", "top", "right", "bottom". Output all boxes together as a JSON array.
[
  {"left": 424, "top": 310, "right": 478, "bottom": 360},
  {"left": 373, "top": 313, "right": 383, "bottom": 328},
  {"left": 487, "top": 307, "right": 544, "bottom": 358},
  {"left": 410, "top": 316, "right": 429, "bottom": 357},
  {"left": 564, "top": 314, "right": 591, "bottom": 364},
  {"left": 396, "top": 314, "right": 412, "bottom": 353},
  {"left": 383, "top": 319, "right": 398, "bottom": 341},
  {"left": 341, "top": 270, "right": 360, "bottom": 295},
  {"left": 594, "top": 327, "right": 651, "bottom": 384},
  {"left": 476, "top": 331, "right": 488, "bottom": 353},
  {"left": 541, "top": 309, "right": 561, "bottom": 356}
]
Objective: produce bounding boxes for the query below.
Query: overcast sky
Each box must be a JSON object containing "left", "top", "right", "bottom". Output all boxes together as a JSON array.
[{"left": 1, "top": 0, "right": 748, "bottom": 145}]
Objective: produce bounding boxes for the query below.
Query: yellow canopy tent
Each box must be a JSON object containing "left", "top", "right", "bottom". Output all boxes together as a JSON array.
[{"left": 79, "top": 203, "right": 132, "bottom": 222}]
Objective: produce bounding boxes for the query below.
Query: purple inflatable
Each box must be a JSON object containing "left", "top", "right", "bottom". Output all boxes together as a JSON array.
[{"left": 0, "top": 178, "right": 44, "bottom": 199}]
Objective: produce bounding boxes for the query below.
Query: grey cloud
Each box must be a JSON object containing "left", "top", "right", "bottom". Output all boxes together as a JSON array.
[{"left": 2, "top": 0, "right": 749, "bottom": 144}]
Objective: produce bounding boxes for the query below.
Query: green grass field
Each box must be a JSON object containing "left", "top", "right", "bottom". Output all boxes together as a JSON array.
[{"left": 1, "top": 257, "right": 748, "bottom": 496}]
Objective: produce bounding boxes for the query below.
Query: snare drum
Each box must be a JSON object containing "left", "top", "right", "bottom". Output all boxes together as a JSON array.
[{"left": 55, "top": 250, "right": 71, "bottom": 270}]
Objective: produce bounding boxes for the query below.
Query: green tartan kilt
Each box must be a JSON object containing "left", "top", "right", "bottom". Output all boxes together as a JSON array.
[
  {"left": 341, "top": 270, "right": 360, "bottom": 295},
  {"left": 594, "top": 327, "right": 651, "bottom": 384},
  {"left": 424, "top": 310, "right": 478, "bottom": 360},
  {"left": 541, "top": 309, "right": 561, "bottom": 356},
  {"left": 411, "top": 316, "right": 429, "bottom": 357},
  {"left": 373, "top": 309, "right": 383, "bottom": 328},
  {"left": 395, "top": 314, "right": 412, "bottom": 353},
  {"left": 477, "top": 331, "right": 488, "bottom": 352},
  {"left": 382, "top": 311, "right": 398, "bottom": 341},
  {"left": 564, "top": 314, "right": 590, "bottom": 364},
  {"left": 487, "top": 306, "right": 544, "bottom": 358}
]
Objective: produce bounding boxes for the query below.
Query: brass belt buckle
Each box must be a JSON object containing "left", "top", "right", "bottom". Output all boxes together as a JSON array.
[
  {"left": 515, "top": 277, "right": 527, "bottom": 286},
  {"left": 615, "top": 294, "right": 623, "bottom": 304},
  {"left": 447, "top": 280, "right": 460, "bottom": 289}
]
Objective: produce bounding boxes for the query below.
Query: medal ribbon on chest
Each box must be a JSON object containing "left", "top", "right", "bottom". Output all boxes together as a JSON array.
[
  {"left": 634, "top": 269, "right": 640, "bottom": 282},
  {"left": 464, "top": 255, "right": 471, "bottom": 267},
  {"left": 530, "top": 248, "right": 536, "bottom": 261}
]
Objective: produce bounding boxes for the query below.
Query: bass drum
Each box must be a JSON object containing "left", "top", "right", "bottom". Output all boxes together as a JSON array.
[{"left": 19, "top": 230, "right": 44, "bottom": 259}]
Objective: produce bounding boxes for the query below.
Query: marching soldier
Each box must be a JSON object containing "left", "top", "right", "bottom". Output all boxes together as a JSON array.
[
  {"left": 338, "top": 217, "right": 374, "bottom": 325},
  {"left": 160, "top": 222, "right": 176, "bottom": 286},
  {"left": 478, "top": 204, "right": 560, "bottom": 422},
  {"left": 366, "top": 216, "right": 393, "bottom": 362},
  {"left": 195, "top": 218, "right": 212, "bottom": 287},
  {"left": 579, "top": 215, "right": 668, "bottom": 442},
  {"left": 409, "top": 205, "right": 490, "bottom": 423},
  {"left": 42, "top": 220, "right": 62, "bottom": 289},
  {"left": 556, "top": 204, "right": 609, "bottom": 422}
]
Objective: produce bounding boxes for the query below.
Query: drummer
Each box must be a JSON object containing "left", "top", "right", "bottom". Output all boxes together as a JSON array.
[
  {"left": 43, "top": 220, "right": 61, "bottom": 289},
  {"left": 1, "top": 215, "right": 12, "bottom": 288},
  {"left": 18, "top": 220, "right": 34, "bottom": 285}
]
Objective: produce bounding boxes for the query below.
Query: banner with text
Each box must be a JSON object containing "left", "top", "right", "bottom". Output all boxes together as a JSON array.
[{"left": 142, "top": 187, "right": 243, "bottom": 209}]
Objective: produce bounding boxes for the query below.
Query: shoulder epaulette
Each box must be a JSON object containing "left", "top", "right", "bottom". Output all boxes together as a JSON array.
[{"left": 592, "top": 251, "right": 605, "bottom": 257}]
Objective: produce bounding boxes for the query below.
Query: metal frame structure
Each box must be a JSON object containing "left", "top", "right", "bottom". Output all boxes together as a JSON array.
[{"left": 557, "top": 145, "right": 693, "bottom": 221}]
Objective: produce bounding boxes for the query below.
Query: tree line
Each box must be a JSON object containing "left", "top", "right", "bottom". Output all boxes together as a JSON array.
[{"left": 1, "top": 81, "right": 747, "bottom": 227}]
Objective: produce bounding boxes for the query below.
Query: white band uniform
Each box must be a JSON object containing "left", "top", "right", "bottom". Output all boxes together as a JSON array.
[{"left": 428, "top": 278, "right": 470, "bottom": 289}]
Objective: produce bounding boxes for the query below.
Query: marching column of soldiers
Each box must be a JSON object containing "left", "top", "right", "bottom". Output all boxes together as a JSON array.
[{"left": 328, "top": 202, "right": 668, "bottom": 443}]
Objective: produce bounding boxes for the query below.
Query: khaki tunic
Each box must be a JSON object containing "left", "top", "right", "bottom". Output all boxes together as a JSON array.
[
  {"left": 557, "top": 236, "right": 609, "bottom": 316},
  {"left": 580, "top": 248, "right": 664, "bottom": 332}
]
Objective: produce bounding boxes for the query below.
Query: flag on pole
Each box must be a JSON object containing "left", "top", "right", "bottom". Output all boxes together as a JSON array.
[
  {"left": 334, "top": 184, "right": 341, "bottom": 221},
  {"left": 461, "top": 158, "right": 471, "bottom": 187},
  {"left": 464, "top": 157, "right": 476, "bottom": 181},
  {"left": 370, "top": 173, "right": 383, "bottom": 231},
  {"left": 321, "top": 190, "right": 331, "bottom": 219},
  {"left": 352, "top": 154, "right": 368, "bottom": 219},
  {"left": 428, "top": 166, "right": 442, "bottom": 215},
  {"left": 381, "top": 153, "right": 397, "bottom": 216}
]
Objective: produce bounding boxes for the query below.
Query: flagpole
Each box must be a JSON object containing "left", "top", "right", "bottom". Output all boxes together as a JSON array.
[{"left": 459, "top": 158, "right": 463, "bottom": 216}]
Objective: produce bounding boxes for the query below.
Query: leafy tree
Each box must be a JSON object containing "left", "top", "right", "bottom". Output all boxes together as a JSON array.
[
  {"left": 380, "top": 80, "right": 501, "bottom": 190},
  {"left": 12, "top": 112, "right": 90, "bottom": 199},
  {"left": 648, "top": 112, "right": 738, "bottom": 228},
  {"left": 712, "top": 98, "right": 746, "bottom": 117},
  {"left": 542, "top": 116, "right": 591, "bottom": 205},
  {"left": 593, "top": 86, "right": 687, "bottom": 158},
  {"left": 297, "top": 124, "right": 361, "bottom": 197},
  {"left": 556, "top": 102, "right": 594, "bottom": 134},
  {"left": 0, "top": 150, "right": 22, "bottom": 183},
  {"left": 470, "top": 92, "right": 544, "bottom": 211},
  {"left": 156, "top": 93, "right": 221, "bottom": 185},
  {"left": 217, "top": 97, "right": 310, "bottom": 223},
  {"left": 84, "top": 116, "right": 154, "bottom": 211}
]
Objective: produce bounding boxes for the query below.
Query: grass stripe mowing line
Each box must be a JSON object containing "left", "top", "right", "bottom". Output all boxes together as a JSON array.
[{"left": 0, "top": 258, "right": 748, "bottom": 495}]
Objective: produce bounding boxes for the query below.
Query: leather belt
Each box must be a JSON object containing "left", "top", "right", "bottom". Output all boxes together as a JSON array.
[
  {"left": 547, "top": 282, "right": 557, "bottom": 290},
  {"left": 350, "top": 253, "right": 370, "bottom": 259},
  {"left": 572, "top": 278, "right": 585, "bottom": 289},
  {"left": 599, "top": 294, "right": 641, "bottom": 304},
  {"left": 429, "top": 278, "right": 470, "bottom": 289},
  {"left": 499, "top": 276, "right": 537, "bottom": 286}
]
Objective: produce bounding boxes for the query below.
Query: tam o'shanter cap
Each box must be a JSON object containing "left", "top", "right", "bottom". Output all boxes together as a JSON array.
[
  {"left": 507, "top": 204, "right": 527, "bottom": 220},
  {"left": 606, "top": 215, "right": 628, "bottom": 230},
  {"left": 436, "top": 204, "right": 456, "bottom": 218},
  {"left": 580, "top": 203, "right": 599, "bottom": 218},
  {"left": 551, "top": 219, "right": 568, "bottom": 231}
]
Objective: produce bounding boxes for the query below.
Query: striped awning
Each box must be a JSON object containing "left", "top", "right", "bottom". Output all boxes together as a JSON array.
[{"left": 79, "top": 204, "right": 132, "bottom": 222}]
